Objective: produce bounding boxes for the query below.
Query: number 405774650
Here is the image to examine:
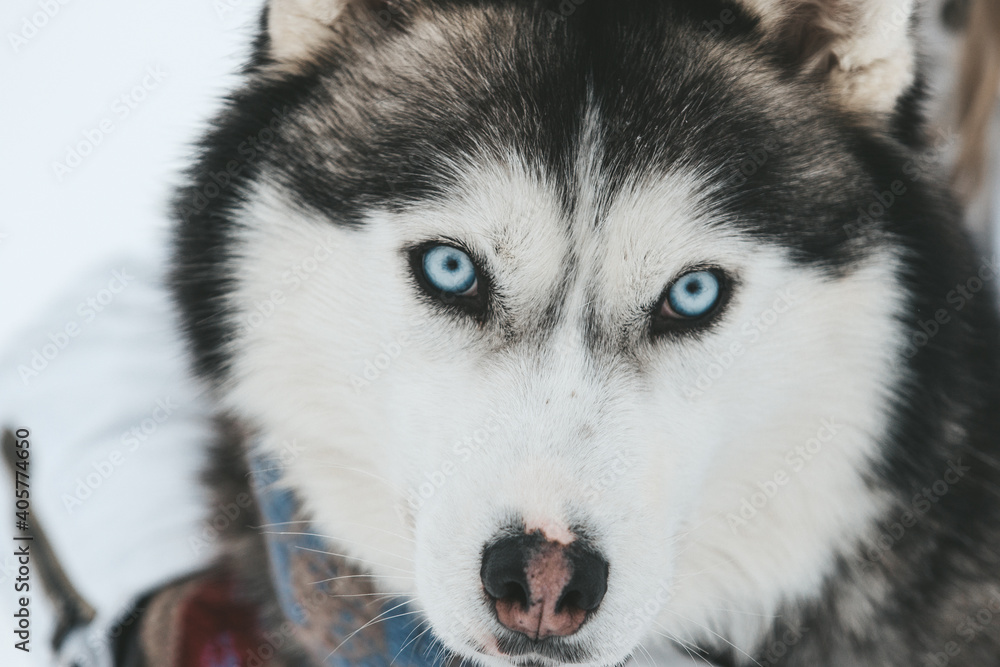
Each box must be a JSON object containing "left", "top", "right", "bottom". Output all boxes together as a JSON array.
[{"left": 12, "top": 428, "right": 30, "bottom": 531}]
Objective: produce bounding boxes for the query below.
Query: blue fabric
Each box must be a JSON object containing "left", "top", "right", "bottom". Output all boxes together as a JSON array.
[{"left": 249, "top": 454, "right": 447, "bottom": 667}]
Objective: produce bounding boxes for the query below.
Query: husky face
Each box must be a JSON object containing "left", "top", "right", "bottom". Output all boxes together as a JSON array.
[
  {"left": 174, "top": 0, "right": 931, "bottom": 664},
  {"left": 229, "top": 171, "right": 904, "bottom": 666}
]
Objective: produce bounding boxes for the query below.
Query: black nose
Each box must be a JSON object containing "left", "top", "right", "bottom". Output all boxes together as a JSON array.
[{"left": 480, "top": 532, "right": 609, "bottom": 640}]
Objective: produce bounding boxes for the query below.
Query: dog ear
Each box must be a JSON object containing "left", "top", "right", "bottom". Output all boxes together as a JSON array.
[
  {"left": 738, "top": 0, "right": 917, "bottom": 115},
  {"left": 266, "top": 0, "right": 395, "bottom": 64}
]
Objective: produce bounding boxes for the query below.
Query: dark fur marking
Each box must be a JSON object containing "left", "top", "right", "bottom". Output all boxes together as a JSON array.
[{"left": 173, "top": 2, "right": 1000, "bottom": 665}]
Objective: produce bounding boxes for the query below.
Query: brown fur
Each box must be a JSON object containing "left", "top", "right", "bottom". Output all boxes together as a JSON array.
[{"left": 953, "top": 0, "right": 1000, "bottom": 199}]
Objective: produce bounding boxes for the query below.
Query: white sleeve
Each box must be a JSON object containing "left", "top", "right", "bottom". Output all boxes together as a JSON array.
[{"left": 0, "top": 257, "right": 218, "bottom": 666}]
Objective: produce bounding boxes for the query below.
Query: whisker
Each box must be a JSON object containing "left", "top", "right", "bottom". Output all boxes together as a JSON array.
[
  {"left": 392, "top": 621, "right": 433, "bottom": 666},
  {"left": 293, "top": 545, "right": 414, "bottom": 574},
  {"left": 648, "top": 624, "right": 713, "bottom": 666},
  {"left": 309, "top": 573, "right": 414, "bottom": 585},
  {"left": 318, "top": 591, "right": 416, "bottom": 599},
  {"left": 427, "top": 640, "right": 455, "bottom": 667},
  {"left": 261, "top": 530, "right": 415, "bottom": 562},
  {"left": 325, "top": 602, "right": 423, "bottom": 662},
  {"left": 257, "top": 519, "right": 416, "bottom": 544},
  {"left": 690, "top": 594, "right": 773, "bottom": 619},
  {"left": 655, "top": 614, "right": 761, "bottom": 667},
  {"left": 280, "top": 459, "right": 409, "bottom": 494},
  {"left": 634, "top": 641, "right": 658, "bottom": 667}
]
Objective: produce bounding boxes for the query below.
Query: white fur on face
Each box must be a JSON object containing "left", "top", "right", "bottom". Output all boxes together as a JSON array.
[{"left": 223, "top": 153, "right": 907, "bottom": 665}]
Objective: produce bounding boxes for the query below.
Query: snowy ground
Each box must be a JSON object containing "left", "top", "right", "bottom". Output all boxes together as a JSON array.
[{"left": 0, "top": 1, "right": 996, "bottom": 666}]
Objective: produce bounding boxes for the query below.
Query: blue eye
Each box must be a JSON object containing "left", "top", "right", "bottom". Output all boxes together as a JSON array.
[
  {"left": 665, "top": 270, "right": 722, "bottom": 319},
  {"left": 422, "top": 245, "right": 478, "bottom": 296}
]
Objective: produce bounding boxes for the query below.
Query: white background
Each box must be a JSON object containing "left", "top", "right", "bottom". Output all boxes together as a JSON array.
[{"left": 1, "top": 0, "right": 266, "bottom": 353}]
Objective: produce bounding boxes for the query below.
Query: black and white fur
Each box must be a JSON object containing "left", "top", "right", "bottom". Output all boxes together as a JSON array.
[{"left": 171, "top": 0, "right": 1000, "bottom": 665}]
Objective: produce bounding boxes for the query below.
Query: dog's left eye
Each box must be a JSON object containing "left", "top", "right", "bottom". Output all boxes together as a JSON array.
[
  {"left": 421, "top": 245, "right": 479, "bottom": 296},
  {"left": 662, "top": 270, "right": 723, "bottom": 320}
]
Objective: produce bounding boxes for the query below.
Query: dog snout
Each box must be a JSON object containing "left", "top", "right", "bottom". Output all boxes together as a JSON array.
[{"left": 480, "top": 532, "right": 609, "bottom": 641}]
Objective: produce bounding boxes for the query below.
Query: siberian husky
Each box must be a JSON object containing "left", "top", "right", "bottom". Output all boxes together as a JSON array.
[{"left": 170, "top": 1, "right": 1000, "bottom": 665}]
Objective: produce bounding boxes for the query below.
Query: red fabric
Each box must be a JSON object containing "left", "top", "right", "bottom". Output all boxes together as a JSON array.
[{"left": 176, "top": 575, "right": 265, "bottom": 667}]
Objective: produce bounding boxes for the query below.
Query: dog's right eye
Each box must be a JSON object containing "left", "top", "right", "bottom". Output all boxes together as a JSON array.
[
  {"left": 651, "top": 268, "right": 730, "bottom": 335},
  {"left": 409, "top": 243, "right": 489, "bottom": 316},
  {"left": 421, "top": 245, "right": 479, "bottom": 297},
  {"left": 665, "top": 270, "right": 721, "bottom": 319}
]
